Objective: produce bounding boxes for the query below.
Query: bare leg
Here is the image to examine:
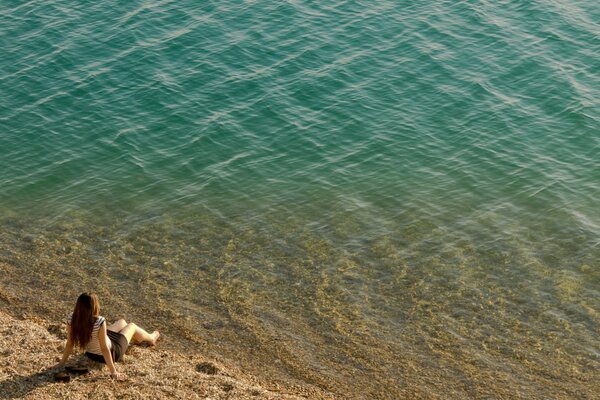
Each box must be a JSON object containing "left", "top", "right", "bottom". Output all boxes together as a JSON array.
[
  {"left": 119, "top": 322, "right": 160, "bottom": 345},
  {"left": 107, "top": 319, "right": 128, "bottom": 333}
]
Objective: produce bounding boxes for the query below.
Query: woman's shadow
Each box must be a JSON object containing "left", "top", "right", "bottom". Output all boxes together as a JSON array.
[
  {"left": 0, "top": 368, "right": 56, "bottom": 399},
  {"left": 0, "top": 355, "right": 99, "bottom": 399}
]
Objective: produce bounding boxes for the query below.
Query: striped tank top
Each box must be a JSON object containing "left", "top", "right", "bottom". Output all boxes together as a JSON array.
[{"left": 67, "top": 313, "right": 112, "bottom": 356}]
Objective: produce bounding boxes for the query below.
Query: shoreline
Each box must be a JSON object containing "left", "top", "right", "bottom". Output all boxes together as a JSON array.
[
  {"left": 1, "top": 220, "right": 598, "bottom": 399},
  {"left": 0, "top": 308, "right": 337, "bottom": 399}
]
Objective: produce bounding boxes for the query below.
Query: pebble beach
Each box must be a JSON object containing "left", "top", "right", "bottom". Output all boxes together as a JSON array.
[
  {"left": 0, "top": 307, "right": 335, "bottom": 399},
  {"left": 1, "top": 0, "right": 599, "bottom": 398}
]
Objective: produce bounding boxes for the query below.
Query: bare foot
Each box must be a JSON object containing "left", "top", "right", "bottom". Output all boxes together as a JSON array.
[{"left": 149, "top": 331, "right": 161, "bottom": 346}]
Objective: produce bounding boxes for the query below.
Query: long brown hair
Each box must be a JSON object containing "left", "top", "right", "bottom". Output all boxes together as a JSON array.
[{"left": 70, "top": 292, "right": 100, "bottom": 349}]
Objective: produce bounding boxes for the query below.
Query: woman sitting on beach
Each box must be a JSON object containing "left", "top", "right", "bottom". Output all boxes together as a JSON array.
[{"left": 53, "top": 292, "right": 160, "bottom": 380}]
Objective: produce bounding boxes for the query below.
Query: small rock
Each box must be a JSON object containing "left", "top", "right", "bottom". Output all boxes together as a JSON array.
[
  {"left": 202, "top": 320, "right": 225, "bottom": 330},
  {"left": 196, "top": 362, "right": 219, "bottom": 375},
  {"left": 222, "top": 383, "right": 234, "bottom": 392}
]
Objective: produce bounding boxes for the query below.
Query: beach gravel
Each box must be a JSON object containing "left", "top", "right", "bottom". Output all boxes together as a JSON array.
[{"left": 0, "top": 310, "right": 336, "bottom": 399}]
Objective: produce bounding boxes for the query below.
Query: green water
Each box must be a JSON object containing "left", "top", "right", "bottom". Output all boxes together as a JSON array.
[{"left": 1, "top": 1, "right": 599, "bottom": 398}]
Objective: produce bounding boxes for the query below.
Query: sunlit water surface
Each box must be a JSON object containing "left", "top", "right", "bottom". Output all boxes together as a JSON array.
[{"left": 1, "top": 1, "right": 599, "bottom": 398}]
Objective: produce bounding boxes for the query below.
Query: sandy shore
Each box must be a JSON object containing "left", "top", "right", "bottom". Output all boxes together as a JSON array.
[{"left": 0, "top": 309, "right": 337, "bottom": 399}]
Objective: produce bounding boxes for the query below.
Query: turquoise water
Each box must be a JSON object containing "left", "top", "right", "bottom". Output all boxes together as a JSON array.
[{"left": 1, "top": 1, "right": 599, "bottom": 398}]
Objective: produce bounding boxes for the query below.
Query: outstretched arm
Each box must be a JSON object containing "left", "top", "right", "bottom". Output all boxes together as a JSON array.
[
  {"left": 52, "top": 325, "right": 74, "bottom": 369},
  {"left": 98, "top": 322, "right": 125, "bottom": 380}
]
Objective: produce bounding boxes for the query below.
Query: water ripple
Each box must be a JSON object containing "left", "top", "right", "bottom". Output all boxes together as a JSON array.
[{"left": 1, "top": 0, "right": 599, "bottom": 397}]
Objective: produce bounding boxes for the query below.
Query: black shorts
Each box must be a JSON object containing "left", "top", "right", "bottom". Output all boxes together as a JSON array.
[{"left": 86, "top": 331, "right": 129, "bottom": 363}]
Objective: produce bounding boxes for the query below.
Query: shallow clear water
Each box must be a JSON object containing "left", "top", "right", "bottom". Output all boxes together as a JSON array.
[{"left": 1, "top": 1, "right": 599, "bottom": 398}]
